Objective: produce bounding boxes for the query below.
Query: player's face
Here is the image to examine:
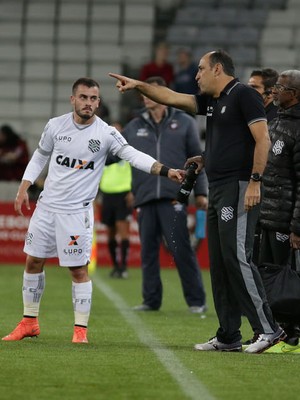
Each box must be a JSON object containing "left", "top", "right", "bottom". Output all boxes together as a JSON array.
[
  {"left": 195, "top": 54, "right": 216, "bottom": 96},
  {"left": 71, "top": 85, "right": 100, "bottom": 123}
]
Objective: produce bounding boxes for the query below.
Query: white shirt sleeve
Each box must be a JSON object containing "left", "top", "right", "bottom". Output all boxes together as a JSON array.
[
  {"left": 117, "top": 144, "right": 156, "bottom": 173},
  {"left": 22, "top": 148, "right": 50, "bottom": 184}
]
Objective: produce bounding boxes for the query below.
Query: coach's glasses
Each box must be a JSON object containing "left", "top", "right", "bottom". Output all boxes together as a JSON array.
[{"left": 273, "top": 83, "right": 299, "bottom": 93}]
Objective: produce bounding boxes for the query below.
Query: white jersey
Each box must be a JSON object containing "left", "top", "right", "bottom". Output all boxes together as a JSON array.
[{"left": 23, "top": 113, "right": 156, "bottom": 213}]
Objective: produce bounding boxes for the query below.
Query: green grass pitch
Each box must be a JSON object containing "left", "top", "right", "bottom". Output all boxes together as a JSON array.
[{"left": 0, "top": 265, "right": 299, "bottom": 400}]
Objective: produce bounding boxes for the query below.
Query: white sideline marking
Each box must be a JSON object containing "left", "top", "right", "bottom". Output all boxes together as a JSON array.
[{"left": 93, "top": 276, "right": 215, "bottom": 400}]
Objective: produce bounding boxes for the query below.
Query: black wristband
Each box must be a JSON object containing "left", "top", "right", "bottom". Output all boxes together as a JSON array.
[{"left": 160, "top": 165, "right": 170, "bottom": 177}]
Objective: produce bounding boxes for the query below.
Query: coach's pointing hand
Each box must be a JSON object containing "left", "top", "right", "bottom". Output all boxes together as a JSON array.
[{"left": 109, "top": 73, "right": 138, "bottom": 93}]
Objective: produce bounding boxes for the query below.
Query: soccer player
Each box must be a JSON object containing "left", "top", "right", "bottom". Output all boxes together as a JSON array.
[{"left": 2, "top": 77, "right": 183, "bottom": 344}]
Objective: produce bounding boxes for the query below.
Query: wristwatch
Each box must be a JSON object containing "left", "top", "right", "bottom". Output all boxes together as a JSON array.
[{"left": 250, "top": 173, "right": 262, "bottom": 182}]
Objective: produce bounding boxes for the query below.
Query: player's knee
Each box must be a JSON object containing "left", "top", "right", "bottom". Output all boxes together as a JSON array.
[
  {"left": 69, "top": 265, "right": 89, "bottom": 282},
  {"left": 25, "top": 255, "right": 45, "bottom": 273}
]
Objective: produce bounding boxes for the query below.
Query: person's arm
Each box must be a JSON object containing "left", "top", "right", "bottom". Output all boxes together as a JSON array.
[
  {"left": 244, "top": 120, "right": 270, "bottom": 211},
  {"left": 14, "top": 180, "right": 32, "bottom": 216},
  {"left": 117, "top": 144, "right": 183, "bottom": 183},
  {"left": 109, "top": 73, "right": 197, "bottom": 115},
  {"left": 15, "top": 148, "right": 51, "bottom": 215}
]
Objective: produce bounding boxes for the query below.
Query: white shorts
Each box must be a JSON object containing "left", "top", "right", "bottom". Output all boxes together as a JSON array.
[{"left": 24, "top": 206, "right": 94, "bottom": 267}]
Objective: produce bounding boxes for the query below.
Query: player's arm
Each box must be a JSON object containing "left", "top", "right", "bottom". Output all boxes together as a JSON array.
[
  {"left": 245, "top": 120, "right": 270, "bottom": 211},
  {"left": 109, "top": 73, "right": 197, "bottom": 115},
  {"left": 117, "top": 145, "right": 184, "bottom": 183},
  {"left": 15, "top": 148, "right": 51, "bottom": 215}
]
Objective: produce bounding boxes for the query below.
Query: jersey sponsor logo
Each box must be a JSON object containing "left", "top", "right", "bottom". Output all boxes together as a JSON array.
[
  {"left": 221, "top": 206, "right": 234, "bottom": 222},
  {"left": 136, "top": 128, "right": 148, "bottom": 137},
  {"left": 63, "top": 248, "right": 83, "bottom": 255},
  {"left": 57, "top": 135, "right": 72, "bottom": 142},
  {"left": 207, "top": 106, "right": 213, "bottom": 117},
  {"left": 272, "top": 140, "right": 284, "bottom": 155},
  {"left": 88, "top": 139, "right": 101, "bottom": 153},
  {"left": 69, "top": 235, "right": 80, "bottom": 245},
  {"left": 64, "top": 235, "right": 83, "bottom": 255},
  {"left": 56, "top": 155, "right": 94, "bottom": 170},
  {"left": 275, "top": 232, "right": 289, "bottom": 242}
]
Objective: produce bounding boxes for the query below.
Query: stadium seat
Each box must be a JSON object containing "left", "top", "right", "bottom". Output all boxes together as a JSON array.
[
  {"left": 26, "top": 1, "right": 56, "bottom": 21},
  {"left": 91, "top": 4, "right": 120, "bottom": 23},
  {"left": 261, "top": 27, "right": 293, "bottom": 46},
  {"left": 24, "top": 42, "right": 55, "bottom": 61},
  {"left": 0, "top": 22, "right": 22, "bottom": 40},
  {"left": 59, "top": 2, "right": 88, "bottom": 21},
  {"left": 260, "top": 47, "right": 297, "bottom": 69},
  {"left": 25, "top": 22, "right": 55, "bottom": 42},
  {"left": 57, "top": 22, "right": 87, "bottom": 42},
  {"left": 228, "top": 46, "right": 258, "bottom": 65},
  {"left": 23, "top": 82, "right": 54, "bottom": 102},
  {"left": 24, "top": 61, "right": 54, "bottom": 80},
  {"left": 56, "top": 43, "right": 88, "bottom": 62},
  {"left": 227, "top": 27, "right": 260, "bottom": 45},
  {"left": 90, "top": 23, "right": 121, "bottom": 44}
]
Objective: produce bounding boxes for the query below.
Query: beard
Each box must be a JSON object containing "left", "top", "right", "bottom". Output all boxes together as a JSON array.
[{"left": 76, "top": 107, "right": 94, "bottom": 120}]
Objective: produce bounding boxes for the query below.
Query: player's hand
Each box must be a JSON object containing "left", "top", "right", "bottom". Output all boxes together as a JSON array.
[
  {"left": 290, "top": 232, "right": 300, "bottom": 249},
  {"left": 168, "top": 169, "right": 185, "bottom": 183},
  {"left": 109, "top": 73, "right": 138, "bottom": 93},
  {"left": 184, "top": 155, "right": 204, "bottom": 174},
  {"left": 244, "top": 180, "right": 261, "bottom": 211},
  {"left": 14, "top": 190, "right": 30, "bottom": 216}
]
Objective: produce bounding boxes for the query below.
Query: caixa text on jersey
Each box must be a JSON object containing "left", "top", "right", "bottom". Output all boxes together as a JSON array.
[{"left": 56, "top": 155, "right": 94, "bottom": 170}]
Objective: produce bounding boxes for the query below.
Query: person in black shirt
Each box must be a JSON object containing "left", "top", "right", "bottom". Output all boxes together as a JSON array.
[
  {"left": 247, "top": 68, "right": 279, "bottom": 271},
  {"left": 248, "top": 68, "right": 279, "bottom": 123},
  {"left": 109, "top": 49, "right": 286, "bottom": 354}
]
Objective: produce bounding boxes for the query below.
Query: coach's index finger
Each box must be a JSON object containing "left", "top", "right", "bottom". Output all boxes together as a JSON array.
[{"left": 108, "top": 73, "right": 136, "bottom": 92}]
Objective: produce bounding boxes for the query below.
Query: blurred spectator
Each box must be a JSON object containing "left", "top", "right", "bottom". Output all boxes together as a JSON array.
[
  {"left": 95, "top": 98, "right": 111, "bottom": 124},
  {"left": 247, "top": 68, "right": 279, "bottom": 267},
  {"left": 173, "top": 47, "right": 199, "bottom": 94},
  {"left": 122, "top": 76, "right": 207, "bottom": 313},
  {"left": 139, "top": 42, "right": 174, "bottom": 87},
  {"left": 248, "top": 68, "right": 279, "bottom": 122},
  {"left": 0, "top": 125, "right": 29, "bottom": 181},
  {"left": 99, "top": 122, "right": 133, "bottom": 279}
]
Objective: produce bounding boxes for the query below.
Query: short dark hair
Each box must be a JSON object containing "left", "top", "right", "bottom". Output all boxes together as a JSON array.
[
  {"left": 250, "top": 68, "right": 279, "bottom": 92},
  {"left": 145, "top": 76, "right": 167, "bottom": 87},
  {"left": 0, "top": 124, "right": 20, "bottom": 146},
  {"left": 209, "top": 50, "right": 235, "bottom": 77},
  {"left": 72, "top": 77, "right": 100, "bottom": 95}
]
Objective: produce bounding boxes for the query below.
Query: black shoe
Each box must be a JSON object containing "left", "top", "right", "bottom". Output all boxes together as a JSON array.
[
  {"left": 284, "top": 336, "right": 299, "bottom": 346},
  {"left": 109, "top": 268, "right": 121, "bottom": 278}
]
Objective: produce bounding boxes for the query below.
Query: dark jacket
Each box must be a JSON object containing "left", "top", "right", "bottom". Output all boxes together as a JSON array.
[
  {"left": 265, "top": 101, "right": 278, "bottom": 123},
  {"left": 260, "top": 103, "right": 300, "bottom": 235},
  {"left": 122, "top": 107, "right": 208, "bottom": 207}
]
